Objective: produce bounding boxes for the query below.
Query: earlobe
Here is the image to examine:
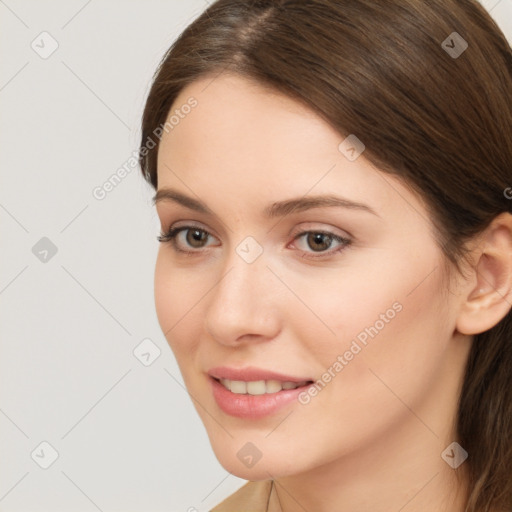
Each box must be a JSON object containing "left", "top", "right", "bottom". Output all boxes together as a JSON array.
[{"left": 456, "top": 212, "right": 512, "bottom": 336}]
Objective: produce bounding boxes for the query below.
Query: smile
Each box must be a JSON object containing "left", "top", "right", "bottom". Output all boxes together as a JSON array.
[
  {"left": 208, "top": 368, "right": 315, "bottom": 419},
  {"left": 216, "top": 378, "right": 311, "bottom": 394}
]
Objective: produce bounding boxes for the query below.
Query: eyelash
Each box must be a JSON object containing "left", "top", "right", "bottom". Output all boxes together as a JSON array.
[{"left": 157, "top": 225, "right": 352, "bottom": 260}]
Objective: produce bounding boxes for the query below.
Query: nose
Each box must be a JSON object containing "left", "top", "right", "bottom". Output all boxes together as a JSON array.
[{"left": 204, "top": 248, "right": 281, "bottom": 346}]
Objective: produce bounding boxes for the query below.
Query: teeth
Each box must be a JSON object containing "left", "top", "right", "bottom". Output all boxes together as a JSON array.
[
  {"left": 230, "top": 380, "right": 247, "bottom": 394},
  {"left": 218, "top": 379, "right": 308, "bottom": 395},
  {"left": 265, "top": 380, "right": 283, "bottom": 393},
  {"left": 247, "top": 381, "right": 266, "bottom": 395},
  {"left": 220, "top": 378, "right": 231, "bottom": 391}
]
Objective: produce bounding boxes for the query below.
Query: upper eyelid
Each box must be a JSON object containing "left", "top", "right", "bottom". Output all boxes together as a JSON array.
[
  {"left": 168, "top": 221, "right": 220, "bottom": 240},
  {"left": 165, "top": 224, "right": 350, "bottom": 248},
  {"left": 164, "top": 228, "right": 349, "bottom": 261},
  {"left": 164, "top": 219, "right": 350, "bottom": 238}
]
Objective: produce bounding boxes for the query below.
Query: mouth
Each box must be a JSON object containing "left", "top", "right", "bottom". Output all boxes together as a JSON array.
[
  {"left": 212, "top": 377, "right": 313, "bottom": 395},
  {"left": 207, "top": 367, "right": 316, "bottom": 419}
]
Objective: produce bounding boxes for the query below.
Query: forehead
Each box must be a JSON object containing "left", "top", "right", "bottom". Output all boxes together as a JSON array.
[
  {"left": 158, "top": 73, "right": 338, "bottom": 170},
  {"left": 156, "top": 73, "right": 426, "bottom": 224}
]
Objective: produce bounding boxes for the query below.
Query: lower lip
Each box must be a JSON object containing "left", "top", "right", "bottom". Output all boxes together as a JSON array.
[{"left": 210, "top": 377, "right": 312, "bottom": 419}]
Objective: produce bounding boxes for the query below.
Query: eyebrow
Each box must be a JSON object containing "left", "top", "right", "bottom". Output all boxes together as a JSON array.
[{"left": 153, "top": 188, "right": 380, "bottom": 218}]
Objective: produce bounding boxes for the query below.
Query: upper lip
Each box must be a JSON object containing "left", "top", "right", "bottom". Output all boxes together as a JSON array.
[{"left": 208, "top": 366, "right": 313, "bottom": 383}]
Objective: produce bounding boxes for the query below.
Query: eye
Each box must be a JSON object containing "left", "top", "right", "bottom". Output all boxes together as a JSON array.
[
  {"left": 157, "top": 224, "right": 352, "bottom": 259},
  {"left": 157, "top": 225, "right": 218, "bottom": 253},
  {"left": 291, "top": 230, "right": 352, "bottom": 259}
]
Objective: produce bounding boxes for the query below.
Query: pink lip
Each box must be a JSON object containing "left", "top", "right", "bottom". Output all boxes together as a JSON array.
[
  {"left": 208, "top": 366, "right": 311, "bottom": 383},
  {"left": 208, "top": 366, "right": 314, "bottom": 419}
]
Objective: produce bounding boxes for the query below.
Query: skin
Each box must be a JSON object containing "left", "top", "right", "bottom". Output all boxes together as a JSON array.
[{"left": 153, "top": 73, "right": 512, "bottom": 512}]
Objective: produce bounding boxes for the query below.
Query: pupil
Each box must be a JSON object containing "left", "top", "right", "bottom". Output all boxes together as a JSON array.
[
  {"left": 308, "top": 232, "right": 331, "bottom": 251},
  {"left": 187, "top": 229, "right": 206, "bottom": 247}
]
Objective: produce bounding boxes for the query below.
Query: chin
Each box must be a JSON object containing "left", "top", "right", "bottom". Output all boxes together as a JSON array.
[
  {"left": 208, "top": 436, "right": 304, "bottom": 480},
  {"left": 215, "top": 454, "right": 283, "bottom": 480}
]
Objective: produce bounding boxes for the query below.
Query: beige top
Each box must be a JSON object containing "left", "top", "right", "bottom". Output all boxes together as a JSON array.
[{"left": 210, "top": 480, "right": 282, "bottom": 512}]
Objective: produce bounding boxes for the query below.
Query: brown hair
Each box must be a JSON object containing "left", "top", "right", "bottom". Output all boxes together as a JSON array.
[{"left": 138, "top": 1, "right": 512, "bottom": 510}]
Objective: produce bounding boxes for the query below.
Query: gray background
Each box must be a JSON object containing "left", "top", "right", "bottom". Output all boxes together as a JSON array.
[{"left": 1, "top": 1, "right": 511, "bottom": 511}]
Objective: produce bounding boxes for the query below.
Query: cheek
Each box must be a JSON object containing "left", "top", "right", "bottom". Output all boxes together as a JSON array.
[
  {"left": 280, "top": 254, "right": 408, "bottom": 365},
  {"left": 154, "top": 252, "right": 177, "bottom": 335},
  {"left": 291, "top": 248, "right": 450, "bottom": 394},
  {"left": 355, "top": 285, "right": 449, "bottom": 412},
  {"left": 154, "top": 251, "right": 206, "bottom": 356},
  {"left": 279, "top": 263, "right": 452, "bottom": 461}
]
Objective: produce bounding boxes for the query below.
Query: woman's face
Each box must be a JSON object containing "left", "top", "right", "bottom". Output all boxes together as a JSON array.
[{"left": 154, "top": 73, "right": 469, "bottom": 480}]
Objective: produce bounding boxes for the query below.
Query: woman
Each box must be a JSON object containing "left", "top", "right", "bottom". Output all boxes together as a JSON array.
[{"left": 138, "top": 1, "right": 512, "bottom": 510}]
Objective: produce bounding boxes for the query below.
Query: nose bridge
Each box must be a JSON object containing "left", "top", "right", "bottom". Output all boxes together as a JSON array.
[
  {"left": 213, "top": 241, "right": 266, "bottom": 312},
  {"left": 204, "top": 238, "right": 278, "bottom": 342}
]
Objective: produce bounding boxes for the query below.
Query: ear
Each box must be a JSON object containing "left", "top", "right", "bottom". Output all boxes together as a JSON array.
[{"left": 456, "top": 212, "right": 512, "bottom": 336}]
